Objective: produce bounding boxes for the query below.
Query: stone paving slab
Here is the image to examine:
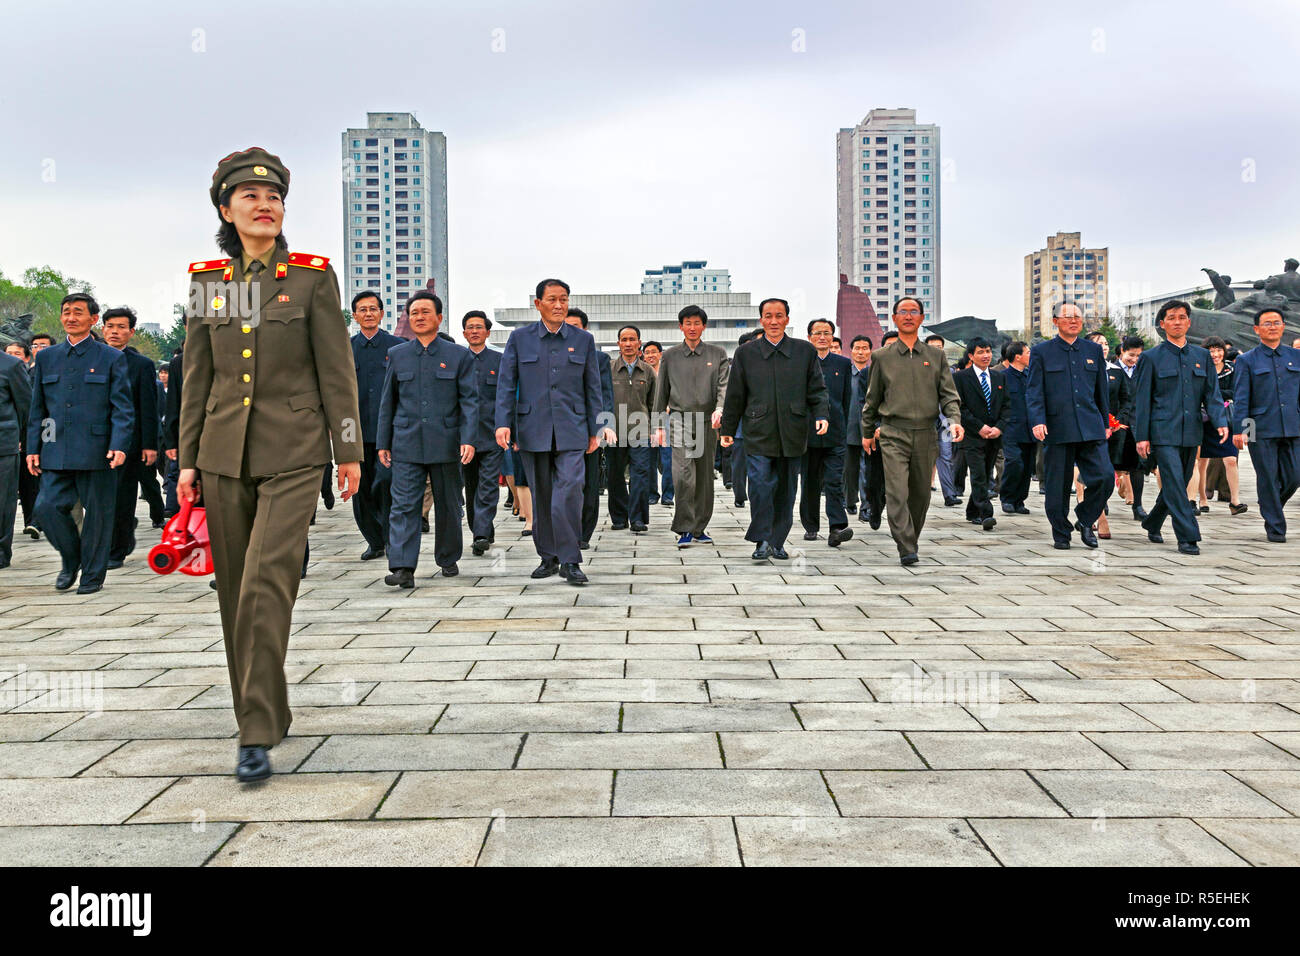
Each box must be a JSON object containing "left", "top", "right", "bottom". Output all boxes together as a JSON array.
[{"left": 4, "top": 475, "right": 1300, "bottom": 864}]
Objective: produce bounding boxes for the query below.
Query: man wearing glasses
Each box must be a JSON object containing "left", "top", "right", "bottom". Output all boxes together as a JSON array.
[
  {"left": 860, "top": 298, "right": 963, "bottom": 565},
  {"left": 1232, "top": 308, "right": 1300, "bottom": 542}
]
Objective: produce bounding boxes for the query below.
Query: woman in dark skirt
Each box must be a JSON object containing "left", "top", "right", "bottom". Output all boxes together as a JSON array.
[{"left": 1195, "top": 336, "right": 1247, "bottom": 515}]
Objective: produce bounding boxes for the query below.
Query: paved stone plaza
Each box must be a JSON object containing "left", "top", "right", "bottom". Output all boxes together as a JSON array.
[{"left": 2, "top": 467, "right": 1299, "bottom": 867}]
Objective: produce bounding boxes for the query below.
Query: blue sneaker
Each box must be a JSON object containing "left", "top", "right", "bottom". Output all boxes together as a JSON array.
[
  {"left": 692, "top": 532, "right": 713, "bottom": 544},
  {"left": 677, "top": 533, "right": 693, "bottom": 548}
]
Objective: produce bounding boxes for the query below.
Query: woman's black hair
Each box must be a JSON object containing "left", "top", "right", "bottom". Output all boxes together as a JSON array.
[{"left": 215, "top": 185, "right": 288, "bottom": 257}]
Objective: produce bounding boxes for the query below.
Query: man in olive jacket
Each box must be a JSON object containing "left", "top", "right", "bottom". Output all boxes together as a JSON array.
[{"left": 720, "top": 298, "right": 829, "bottom": 560}]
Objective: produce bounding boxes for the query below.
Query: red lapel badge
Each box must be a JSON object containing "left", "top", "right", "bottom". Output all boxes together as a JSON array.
[
  {"left": 276, "top": 263, "right": 288, "bottom": 279},
  {"left": 277, "top": 294, "right": 290, "bottom": 303},
  {"left": 440, "top": 362, "right": 447, "bottom": 368}
]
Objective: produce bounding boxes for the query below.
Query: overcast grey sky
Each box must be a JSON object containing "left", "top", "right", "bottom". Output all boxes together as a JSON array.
[{"left": 2, "top": 0, "right": 1298, "bottom": 332}]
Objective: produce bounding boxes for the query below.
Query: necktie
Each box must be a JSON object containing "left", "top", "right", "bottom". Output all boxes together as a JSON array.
[
  {"left": 248, "top": 259, "right": 265, "bottom": 278},
  {"left": 980, "top": 370, "right": 991, "bottom": 406}
]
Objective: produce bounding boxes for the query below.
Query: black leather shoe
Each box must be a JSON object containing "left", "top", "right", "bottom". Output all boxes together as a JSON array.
[
  {"left": 1015, "top": 506, "right": 1031, "bottom": 515},
  {"left": 560, "top": 563, "right": 588, "bottom": 585},
  {"left": 900, "top": 552, "right": 919, "bottom": 565},
  {"left": 771, "top": 547, "right": 789, "bottom": 560},
  {"left": 1002, "top": 505, "right": 1017, "bottom": 515},
  {"left": 981, "top": 516, "right": 996, "bottom": 531},
  {"left": 209, "top": 579, "right": 218, "bottom": 590},
  {"left": 471, "top": 537, "right": 490, "bottom": 556},
  {"left": 384, "top": 568, "right": 415, "bottom": 588},
  {"left": 322, "top": 486, "right": 335, "bottom": 511},
  {"left": 846, "top": 504, "right": 857, "bottom": 515},
  {"left": 106, "top": 558, "right": 123, "bottom": 570},
  {"left": 1074, "top": 521, "right": 1099, "bottom": 549},
  {"left": 828, "top": 527, "right": 854, "bottom": 547},
  {"left": 55, "top": 569, "right": 78, "bottom": 591},
  {"left": 360, "top": 546, "right": 385, "bottom": 561},
  {"left": 611, "top": 523, "right": 628, "bottom": 531},
  {"left": 75, "top": 583, "right": 102, "bottom": 595},
  {"left": 24, "top": 526, "right": 40, "bottom": 540},
  {"left": 1147, "top": 531, "right": 1164, "bottom": 544},
  {"left": 420, "top": 517, "right": 430, "bottom": 533},
  {"left": 751, "top": 542, "right": 773, "bottom": 560},
  {"left": 943, "top": 497, "right": 960, "bottom": 507},
  {"left": 869, "top": 512, "right": 882, "bottom": 530},
  {"left": 1053, "top": 540, "right": 1071, "bottom": 550},
  {"left": 531, "top": 559, "right": 560, "bottom": 579},
  {"left": 630, "top": 521, "right": 647, "bottom": 533},
  {"left": 734, "top": 498, "right": 746, "bottom": 508},
  {"left": 236, "top": 745, "right": 271, "bottom": 783},
  {"left": 579, "top": 540, "right": 590, "bottom": 550},
  {"left": 1267, "top": 533, "right": 1287, "bottom": 543},
  {"left": 441, "top": 563, "right": 459, "bottom": 577},
  {"left": 152, "top": 519, "right": 166, "bottom": 529},
  {"left": 1132, "top": 505, "right": 1148, "bottom": 521},
  {"left": 803, "top": 531, "right": 818, "bottom": 541},
  {"left": 1177, "top": 542, "right": 1200, "bottom": 555}
]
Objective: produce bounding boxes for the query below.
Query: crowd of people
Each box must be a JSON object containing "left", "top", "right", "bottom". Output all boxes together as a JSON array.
[{"left": 4, "top": 144, "right": 1299, "bottom": 783}]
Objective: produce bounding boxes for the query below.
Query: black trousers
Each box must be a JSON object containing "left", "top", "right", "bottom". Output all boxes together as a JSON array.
[
  {"left": 110, "top": 455, "right": 151, "bottom": 562},
  {"left": 860, "top": 440, "right": 885, "bottom": 521},
  {"left": 0, "top": 454, "right": 17, "bottom": 565},
  {"left": 463, "top": 446, "right": 503, "bottom": 541},
  {"left": 1043, "top": 440, "right": 1112, "bottom": 543},
  {"left": 581, "top": 448, "right": 602, "bottom": 544},
  {"left": 606, "top": 444, "right": 651, "bottom": 527},
  {"left": 1001, "top": 440, "right": 1038, "bottom": 509},
  {"left": 36, "top": 468, "right": 115, "bottom": 586},
  {"left": 18, "top": 446, "right": 40, "bottom": 528},
  {"left": 746, "top": 454, "right": 800, "bottom": 548},
  {"left": 1141, "top": 444, "right": 1201, "bottom": 544},
  {"left": 1246, "top": 436, "right": 1300, "bottom": 538},
  {"left": 800, "top": 444, "right": 847, "bottom": 533},
  {"left": 844, "top": 442, "right": 863, "bottom": 511},
  {"left": 138, "top": 459, "right": 164, "bottom": 524},
  {"left": 963, "top": 437, "right": 999, "bottom": 522},
  {"left": 352, "top": 443, "right": 391, "bottom": 551}
]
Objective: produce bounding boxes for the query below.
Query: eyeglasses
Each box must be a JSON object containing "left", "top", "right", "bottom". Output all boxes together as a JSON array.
[{"left": 894, "top": 309, "right": 922, "bottom": 317}]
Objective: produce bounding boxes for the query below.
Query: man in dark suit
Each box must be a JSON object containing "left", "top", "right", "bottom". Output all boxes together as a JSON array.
[
  {"left": 496, "top": 280, "right": 604, "bottom": 585},
  {"left": 100, "top": 307, "right": 161, "bottom": 567},
  {"left": 953, "top": 337, "right": 1009, "bottom": 531},
  {"left": 800, "top": 319, "right": 854, "bottom": 546},
  {"left": 844, "top": 335, "right": 870, "bottom": 519},
  {"left": 1232, "top": 307, "right": 1300, "bottom": 542},
  {"left": 1133, "top": 300, "right": 1227, "bottom": 554},
  {"left": 567, "top": 308, "right": 615, "bottom": 550},
  {"left": 26, "top": 293, "right": 133, "bottom": 593},
  {"left": 719, "top": 298, "right": 830, "bottom": 561},
  {"left": 349, "top": 291, "right": 404, "bottom": 561},
  {"left": 1025, "top": 302, "right": 1111, "bottom": 550},
  {"left": 999, "top": 340, "right": 1036, "bottom": 516},
  {"left": 161, "top": 344, "right": 184, "bottom": 519},
  {"left": 461, "top": 310, "right": 504, "bottom": 556},
  {"left": 376, "top": 291, "right": 478, "bottom": 586},
  {"left": 0, "top": 348, "right": 32, "bottom": 568}
]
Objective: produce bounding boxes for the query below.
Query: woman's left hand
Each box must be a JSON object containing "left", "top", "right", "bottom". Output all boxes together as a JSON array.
[{"left": 337, "top": 461, "right": 361, "bottom": 502}]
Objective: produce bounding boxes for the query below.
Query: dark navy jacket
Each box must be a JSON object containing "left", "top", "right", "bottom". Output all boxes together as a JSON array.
[
  {"left": 1132, "top": 341, "right": 1225, "bottom": 447},
  {"left": 495, "top": 320, "right": 604, "bottom": 453},
  {"left": 352, "top": 328, "right": 405, "bottom": 444},
  {"left": 376, "top": 336, "right": 479, "bottom": 464},
  {"left": 1001, "top": 364, "right": 1034, "bottom": 445},
  {"left": 1231, "top": 344, "right": 1300, "bottom": 440},
  {"left": 810, "top": 351, "right": 853, "bottom": 448},
  {"left": 467, "top": 346, "right": 504, "bottom": 451},
  {"left": 28, "top": 337, "right": 133, "bottom": 470},
  {"left": 121, "top": 346, "right": 160, "bottom": 454},
  {"left": 1025, "top": 335, "right": 1110, "bottom": 444},
  {"left": 847, "top": 363, "right": 871, "bottom": 444}
]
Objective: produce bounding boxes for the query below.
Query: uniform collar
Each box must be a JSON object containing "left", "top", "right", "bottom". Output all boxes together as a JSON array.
[
  {"left": 359, "top": 329, "right": 382, "bottom": 344},
  {"left": 889, "top": 338, "right": 922, "bottom": 356},
  {"left": 240, "top": 246, "right": 277, "bottom": 278},
  {"left": 759, "top": 334, "right": 790, "bottom": 357},
  {"left": 66, "top": 334, "right": 92, "bottom": 354},
  {"left": 538, "top": 320, "right": 570, "bottom": 339}
]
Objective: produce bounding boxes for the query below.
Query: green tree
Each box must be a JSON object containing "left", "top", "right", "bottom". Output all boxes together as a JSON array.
[{"left": 0, "top": 265, "right": 97, "bottom": 339}]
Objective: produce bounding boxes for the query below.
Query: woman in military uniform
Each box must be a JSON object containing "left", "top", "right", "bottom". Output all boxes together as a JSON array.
[{"left": 178, "top": 148, "right": 363, "bottom": 783}]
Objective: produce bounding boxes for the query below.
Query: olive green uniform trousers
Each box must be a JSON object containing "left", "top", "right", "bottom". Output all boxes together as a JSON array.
[
  {"left": 878, "top": 422, "right": 940, "bottom": 556},
  {"left": 205, "top": 462, "right": 324, "bottom": 747}
]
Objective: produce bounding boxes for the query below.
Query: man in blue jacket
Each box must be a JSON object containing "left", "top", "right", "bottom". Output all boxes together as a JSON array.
[
  {"left": 800, "top": 318, "right": 855, "bottom": 546},
  {"left": 496, "top": 279, "right": 604, "bottom": 585},
  {"left": 350, "top": 291, "right": 404, "bottom": 561},
  {"left": 101, "top": 307, "right": 160, "bottom": 568},
  {"left": 26, "top": 293, "right": 133, "bottom": 593},
  {"left": 461, "top": 310, "right": 504, "bottom": 556},
  {"left": 1133, "top": 300, "right": 1227, "bottom": 554},
  {"left": 999, "top": 341, "right": 1037, "bottom": 516},
  {"left": 1025, "top": 302, "right": 1111, "bottom": 550},
  {"left": 1231, "top": 307, "right": 1300, "bottom": 542},
  {"left": 376, "top": 291, "right": 478, "bottom": 587}
]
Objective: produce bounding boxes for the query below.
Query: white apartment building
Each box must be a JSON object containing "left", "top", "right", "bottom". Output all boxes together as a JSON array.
[{"left": 641, "top": 261, "right": 732, "bottom": 295}]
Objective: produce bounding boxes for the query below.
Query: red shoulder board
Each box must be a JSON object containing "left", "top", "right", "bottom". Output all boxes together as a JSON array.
[
  {"left": 288, "top": 253, "right": 329, "bottom": 271},
  {"left": 189, "top": 258, "right": 232, "bottom": 273}
]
